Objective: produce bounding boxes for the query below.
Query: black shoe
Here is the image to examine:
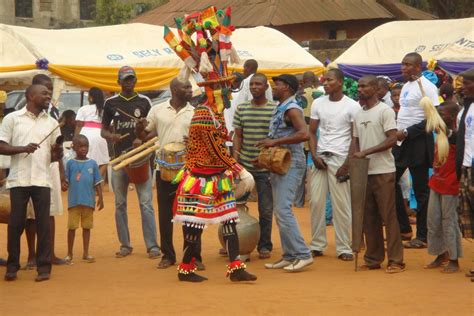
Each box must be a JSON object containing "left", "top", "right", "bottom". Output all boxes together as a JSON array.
[
  {"left": 0, "top": 258, "right": 7, "bottom": 266},
  {"left": 229, "top": 269, "right": 257, "bottom": 282},
  {"left": 178, "top": 272, "right": 208, "bottom": 282},
  {"left": 35, "top": 273, "right": 50, "bottom": 282},
  {"left": 311, "top": 250, "right": 323, "bottom": 257},
  {"left": 4, "top": 272, "right": 17, "bottom": 281}
]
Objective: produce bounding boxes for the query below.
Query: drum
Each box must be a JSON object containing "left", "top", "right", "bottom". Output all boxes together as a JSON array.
[
  {"left": 257, "top": 147, "right": 292, "bottom": 175},
  {"left": 157, "top": 142, "right": 186, "bottom": 182},
  {"left": 0, "top": 192, "right": 10, "bottom": 224},
  {"left": 125, "top": 155, "right": 150, "bottom": 184}
]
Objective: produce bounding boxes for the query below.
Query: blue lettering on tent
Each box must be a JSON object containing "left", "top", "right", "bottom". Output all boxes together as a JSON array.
[
  {"left": 131, "top": 49, "right": 175, "bottom": 58},
  {"left": 455, "top": 38, "right": 474, "bottom": 48},
  {"left": 236, "top": 50, "right": 253, "bottom": 57}
]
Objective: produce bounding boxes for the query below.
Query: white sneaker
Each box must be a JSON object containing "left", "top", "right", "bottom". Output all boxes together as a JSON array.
[
  {"left": 283, "top": 257, "right": 313, "bottom": 272},
  {"left": 264, "top": 258, "right": 292, "bottom": 269}
]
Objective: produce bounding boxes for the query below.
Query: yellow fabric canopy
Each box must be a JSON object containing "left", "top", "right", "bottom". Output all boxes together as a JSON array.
[{"left": 0, "top": 64, "right": 324, "bottom": 92}]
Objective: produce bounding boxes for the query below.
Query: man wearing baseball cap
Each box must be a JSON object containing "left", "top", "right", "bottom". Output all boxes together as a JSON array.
[
  {"left": 101, "top": 66, "right": 160, "bottom": 259},
  {"left": 257, "top": 73, "right": 313, "bottom": 272}
]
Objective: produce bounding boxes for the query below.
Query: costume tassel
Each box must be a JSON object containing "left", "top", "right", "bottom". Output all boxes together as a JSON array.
[
  {"left": 199, "top": 52, "right": 213, "bottom": 74},
  {"left": 230, "top": 46, "right": 240, "bottom": 65},
  {"left": 178, "top": 66, "right": 191, "bottom": 82}
]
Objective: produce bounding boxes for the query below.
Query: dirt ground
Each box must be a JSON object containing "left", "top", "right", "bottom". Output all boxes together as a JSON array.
[{"left": 0, "top": 189, "right": 472, "bottom": 316}]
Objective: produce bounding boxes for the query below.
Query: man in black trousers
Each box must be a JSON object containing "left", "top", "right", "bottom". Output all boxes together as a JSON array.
[
  {"left": 0, "top": 85, "right": 63, "bottom": 282},
  {"left": 394, "top": 52, "right": 440, "bottom": 248},
  {"left": 136, "top": 78, "right": 204, "bottom": 270}
]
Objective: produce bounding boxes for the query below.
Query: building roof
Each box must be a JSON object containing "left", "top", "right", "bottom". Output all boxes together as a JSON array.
[
  {"left": 392, "top": 1, "right": 437, "bottom": 20},
  {"left": 132, "top": 0, "right": 435, "bottom": 26}
]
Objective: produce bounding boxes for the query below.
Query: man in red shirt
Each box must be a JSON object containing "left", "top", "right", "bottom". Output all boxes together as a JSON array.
[{"left": 425, "top": 101, "right": 462, "bottom": 273}]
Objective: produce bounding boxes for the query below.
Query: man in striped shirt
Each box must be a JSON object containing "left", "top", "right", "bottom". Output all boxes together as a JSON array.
[{"left": 233, "top": 73, "right": 275, "bottom": 259}]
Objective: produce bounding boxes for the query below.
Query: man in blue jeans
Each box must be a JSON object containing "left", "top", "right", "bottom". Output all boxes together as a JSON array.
[
  {"left": 233, "top": 73, "right": 275, "bottom": 259},
  {"left": 257, "top": 74, "right": 313, "bottom": 272},
  {"left": 101, "top": 66, "right": 160, "bottom": 259}
]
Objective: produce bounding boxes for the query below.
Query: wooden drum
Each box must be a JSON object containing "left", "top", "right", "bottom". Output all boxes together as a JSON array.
[
  {"left": 0, "top": 192, "right": 10, "bottom": 224},
  {"left": 157, "top": 142, "right": 186, "bottom": 182},
  {"left": 125, "top": 155, "right": 150, "bottom": 184},
  {"left": 257, "top": 147, "right": 292, "bottom": 175}
]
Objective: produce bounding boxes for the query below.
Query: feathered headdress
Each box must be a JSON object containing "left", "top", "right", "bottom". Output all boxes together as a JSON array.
[{"left": 164, "top": 6, "right": 240, "bottom": 113}]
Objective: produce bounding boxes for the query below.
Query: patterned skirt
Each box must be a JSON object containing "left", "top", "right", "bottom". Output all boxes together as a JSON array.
[
  {"left": 459, "top": 167, "right": 474, "bottom": 239},
  {"left": 172, "top": 167, "right": 238, "bottom": 229}
]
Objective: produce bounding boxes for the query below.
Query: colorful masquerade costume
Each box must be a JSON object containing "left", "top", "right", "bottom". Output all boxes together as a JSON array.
[{"left": 165, "top": 6, "right": 256, "bottom": 282}]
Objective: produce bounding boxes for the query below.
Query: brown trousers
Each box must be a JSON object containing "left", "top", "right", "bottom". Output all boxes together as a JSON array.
[{"left": 363, "top": 172, "right": 404, "bottom": 266}]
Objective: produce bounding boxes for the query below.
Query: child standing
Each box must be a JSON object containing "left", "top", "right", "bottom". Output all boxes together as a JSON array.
[
  {"left": 425, "top": 101, "right": 462, "bottom": 273},
  {"left": 63, "top": 135, "right": 104, "bottom": 263}
]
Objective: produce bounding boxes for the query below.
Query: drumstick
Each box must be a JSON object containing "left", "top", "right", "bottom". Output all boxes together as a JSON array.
[
  {"left": 115, "top": 108, "right": 140, "bottom": 122},
  {"left": 113, "top": 144, "right": 160, "bottom": 171},
  {"left": 119, "top": 133, "right": 130, "bottom": 140},
  {"left": 25, "top": 123, "right": 63, "bottom": 157},
  {"left": 109, "top": 136, "right": 159, "bottom": 165}
]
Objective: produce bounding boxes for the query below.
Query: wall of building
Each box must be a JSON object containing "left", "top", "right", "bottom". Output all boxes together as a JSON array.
[{"left": 0, "top": 0, "right": 94, "bottom": 29}]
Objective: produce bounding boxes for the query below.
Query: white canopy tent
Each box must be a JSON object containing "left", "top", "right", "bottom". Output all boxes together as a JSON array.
[
  {"left": 0, "top": 23, "right": 324, "bottom": 91},
  {"left": 332, "top": 18, "right": 474, "bottom": 79}
]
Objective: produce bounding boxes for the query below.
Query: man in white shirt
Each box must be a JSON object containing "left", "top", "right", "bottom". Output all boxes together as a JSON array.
[
  {"left": 394, "top": 52, "right": 440, "bottom": 249},
  {"left": 0, "top": 85, "right": 63, "bottom": 282},
  {"left": 309, "top": 68, "right": 360, "bottom": 260},
  {"left": 137, "top": 78, "right": 203, "bottom": 270},
  {"left": 377, "top": 77, "right": 394, "bottom": 108},
  {"left": 232, "top": 59, "right": 273, "bottom": 107}
]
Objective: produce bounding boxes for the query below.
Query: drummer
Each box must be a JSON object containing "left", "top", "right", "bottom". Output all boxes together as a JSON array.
[
  {"left": 136, "top": 78, "right": 204, "bottom": 270},
  {"left": 256, "top": 74, "right": 313, "bottom": 272},
  {"left": 101, "top": 66, "right": 160, "bottom": 259}
]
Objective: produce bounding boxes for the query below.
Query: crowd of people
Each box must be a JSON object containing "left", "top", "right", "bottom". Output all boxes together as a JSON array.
[{"left": 0, "top": 52, "right": 472, "bottom": 283}]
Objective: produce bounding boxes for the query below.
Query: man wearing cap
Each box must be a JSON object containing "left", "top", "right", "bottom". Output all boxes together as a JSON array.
[
  {"left": 308, "top": 68, "right": 360, "bottom": 261},
  {"left": 257, "top": 74, "right": 313, "bottom": 272},
  {"left": 101, "top": 66, "right": 160, "bottom": 259},
  {"left": 456, "top": 68, "right": 474, "bottom": 282}
]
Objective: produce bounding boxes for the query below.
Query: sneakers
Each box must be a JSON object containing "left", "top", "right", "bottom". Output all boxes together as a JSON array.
[
  {"left": 264, "top": 258, "right": 293, "bottom": 269},
  {"left": 115, "top": 248, "right": 132, "bottom": 258},
  {"left": 283, "top": 257, "right": 314, "bottom": 272},
  {"left": 148, "top": 249, "right": 161, "bottom": 259}
]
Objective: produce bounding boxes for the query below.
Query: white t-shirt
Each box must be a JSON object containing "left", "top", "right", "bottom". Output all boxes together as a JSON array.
[
  {"left": 457, "top": 103, "right": 474, "bottom": 167},
  {"left": 311, "top": 95, "right": 361, "bottom": 156},
  {"left": 224, "top": 91, "right": 239, "bottom": 146},
  {"left": 353, "top": 102, "right": 397, "bottom": 175},
  {"left": 382, "top": 91, "right": 394, "bottom": 108},
  {"left": 232, "top": 74, "right": 273, "bottom": 108},
  {"left": 76, "top": 104, "right": 102, "bottom": 123},
  {"left": 397, "top": 76, "right": 439, "bottom": 130}
]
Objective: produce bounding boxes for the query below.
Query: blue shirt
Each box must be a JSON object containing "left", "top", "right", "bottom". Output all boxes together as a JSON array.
[{"left": 65, "top": 159, "right": 102, "bottom": 209}]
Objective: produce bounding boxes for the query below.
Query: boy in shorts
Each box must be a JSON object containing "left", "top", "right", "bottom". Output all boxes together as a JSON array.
[{"left": 62, "top": 135, "right": 104, "bottom": 263}]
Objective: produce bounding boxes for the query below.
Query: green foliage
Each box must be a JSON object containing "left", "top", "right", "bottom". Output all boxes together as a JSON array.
[
  {"left": 400, "top": 0, "right": 472, "bottom": 18},
  {"left": 95, "top": 0, "right": 133, "bottom": 25}
]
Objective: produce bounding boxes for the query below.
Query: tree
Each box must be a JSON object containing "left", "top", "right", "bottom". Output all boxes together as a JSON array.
[
  {"left": 95, "top": 0, "right": 133, "bottom": 25},
  {"left": 400, "top": 0, "right": 472, "bottom": 18}
]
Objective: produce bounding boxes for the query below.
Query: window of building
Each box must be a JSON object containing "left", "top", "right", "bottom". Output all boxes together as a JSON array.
[
  {"left": 15, "top": 0, "right": 33, "bottom": 18},
  {"left": 80, "top": 0, "right": 96, "bottom": 20}
]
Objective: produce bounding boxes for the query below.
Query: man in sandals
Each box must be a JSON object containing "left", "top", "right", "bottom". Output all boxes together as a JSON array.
[{"left": 352, "top": 75, "right": 405, "bottom": 273}]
